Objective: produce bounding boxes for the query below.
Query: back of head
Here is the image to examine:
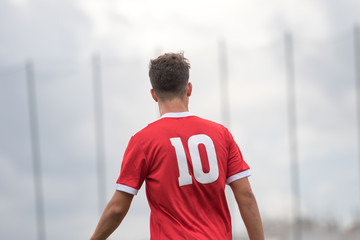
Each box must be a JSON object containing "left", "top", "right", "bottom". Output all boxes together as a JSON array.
[{"left": 149, "top": 52, "right": 190, "bottom": 101}]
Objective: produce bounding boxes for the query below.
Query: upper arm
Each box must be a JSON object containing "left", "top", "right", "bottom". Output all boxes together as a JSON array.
[
  {"left": 229, "top": 177, "right": 254, "bottom": 204},
  {"left": 109, "top": 190, "right": 134, "bottom": 214},
  {"left": 229, "top": 177, "right": 264, "bottom": 239},
  {"left": 89, "top": 191, "right": 134, "bottom": 240},
  {"left": 225, "top": 129, "right": 250, "bottom": 180},
  {"left": 116, "top": 137, "right": 148, "bottom": 192}
]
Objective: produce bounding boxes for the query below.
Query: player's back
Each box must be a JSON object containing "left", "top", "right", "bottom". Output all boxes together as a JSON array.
[{"left": 117, "top": 112, "right": 250, "bottom": 239}]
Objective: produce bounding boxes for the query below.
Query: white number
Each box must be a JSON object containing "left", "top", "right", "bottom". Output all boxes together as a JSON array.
[
  {"left": 170, "top": 137, "right": 193, "bottom": 186},
  {"left": 170, "top": 134, "right": 219, "bottom": 186}
]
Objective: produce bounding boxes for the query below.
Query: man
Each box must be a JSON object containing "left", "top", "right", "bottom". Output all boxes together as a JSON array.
[{"left": 90, "top": 52, "right": 264, "bottom": 240}]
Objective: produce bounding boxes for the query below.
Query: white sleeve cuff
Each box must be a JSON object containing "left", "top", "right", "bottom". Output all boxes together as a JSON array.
[
  {"left": 226, "top": 169, "right": 251, "bottom": 184},
  {"left": 116, "top": 184, "right": 138, "bottom": 195}
]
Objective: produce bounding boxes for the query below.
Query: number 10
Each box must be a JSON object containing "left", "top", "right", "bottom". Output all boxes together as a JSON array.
[{"left": 170, "top": 134, "right": 219, "bottom": 186}]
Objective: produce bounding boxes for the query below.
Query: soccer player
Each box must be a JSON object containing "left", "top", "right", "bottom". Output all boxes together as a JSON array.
[{"left": 90, "top": 52, "right": 264, "bottom": 240}]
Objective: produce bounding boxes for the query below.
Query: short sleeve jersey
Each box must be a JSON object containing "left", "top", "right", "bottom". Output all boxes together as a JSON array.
[{"left": 116, "top": 112, "right": 250, "bottom": 240}]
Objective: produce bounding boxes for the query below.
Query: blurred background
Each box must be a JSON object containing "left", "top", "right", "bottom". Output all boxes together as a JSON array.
[{"left": 1, "top": 0, "right": 360, "bottom": 239}]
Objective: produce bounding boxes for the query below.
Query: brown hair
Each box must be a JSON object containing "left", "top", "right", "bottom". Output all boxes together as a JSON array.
[{"left": 149, "top": 52, "right": 190, "bottom": 101}]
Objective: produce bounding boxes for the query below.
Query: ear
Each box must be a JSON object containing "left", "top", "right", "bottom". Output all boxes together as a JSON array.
[
  {"left": 151, "top": 89, "right": 158, "bottom": 102},
  {"left": 186, "top": 82, "right": 192, "bottom": 97}
]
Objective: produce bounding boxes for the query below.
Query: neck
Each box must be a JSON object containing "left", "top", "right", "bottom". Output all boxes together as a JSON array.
[{"left": 158, "top": 97, "right": 189, "bottom": 116}]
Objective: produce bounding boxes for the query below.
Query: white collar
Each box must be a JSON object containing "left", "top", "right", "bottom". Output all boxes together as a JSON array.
[{"left": 160, "top": 112, "right": 193, "bottom": 119}]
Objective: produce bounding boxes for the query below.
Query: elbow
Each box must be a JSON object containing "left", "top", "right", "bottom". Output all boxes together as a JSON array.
[
  {"left": 240, "top": 189, "right": 258, "bottom": 208},
  {"left": 242, "top": 189, "right": 256, "bottom": 201},
  {"left": 109, "top": 205, "right": 128, "bottom": 220}
]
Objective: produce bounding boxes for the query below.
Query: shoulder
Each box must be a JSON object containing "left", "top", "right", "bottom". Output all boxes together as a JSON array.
[
  {"left": 196, "top": 116, "right": 226, "bottom": 127},
  {"left": 193, "top": 116, "right": 230, "bottom": 134},
  {"left": 131, "top": 118, "right": 164, "bottom": 139}
]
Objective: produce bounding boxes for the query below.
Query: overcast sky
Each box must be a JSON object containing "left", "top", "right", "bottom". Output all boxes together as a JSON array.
[{"left": 1, "top": 0, "right": 360, "bottom": 239}]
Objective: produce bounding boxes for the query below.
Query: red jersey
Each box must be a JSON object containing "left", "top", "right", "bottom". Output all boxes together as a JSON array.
[{"left": 116, "top": 112, "right": 250, "bottom": 239}]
